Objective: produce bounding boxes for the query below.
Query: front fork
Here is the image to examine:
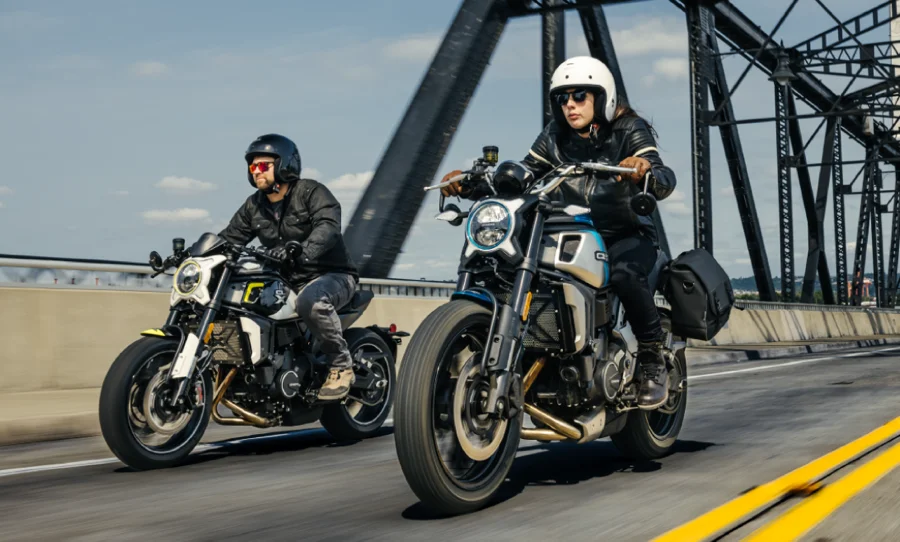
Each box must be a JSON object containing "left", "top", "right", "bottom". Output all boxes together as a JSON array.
[
  {"left": 166, "top": 265, "right": 234, "bottom": 407},
  {"left": 480, "top": 208, "right": 546, "bottom": 419}
]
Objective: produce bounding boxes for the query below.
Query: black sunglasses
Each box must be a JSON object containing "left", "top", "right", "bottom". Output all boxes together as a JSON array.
[{"left": 555, "top": 89, "right": 589, "bottom": 106}]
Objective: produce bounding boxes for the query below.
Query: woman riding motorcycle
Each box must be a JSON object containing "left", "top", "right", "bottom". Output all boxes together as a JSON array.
[{"left": 439, "top": 56, "right": 677, "bottom": 410}]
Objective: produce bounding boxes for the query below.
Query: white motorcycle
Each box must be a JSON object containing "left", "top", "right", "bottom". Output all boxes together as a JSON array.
[{"left": 99, "top": 235, "right": 405, "bottom": 470}]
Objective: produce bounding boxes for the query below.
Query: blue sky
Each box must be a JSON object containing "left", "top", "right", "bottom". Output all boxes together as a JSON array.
[{"left": 0, "top": 0, "right": 891, "bottom": 283}]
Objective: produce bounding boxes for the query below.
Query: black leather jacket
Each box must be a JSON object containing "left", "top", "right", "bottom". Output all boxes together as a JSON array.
[
  {"left": 468, "top": 115, "right": 676, "bottom": 247},
  {"left": 219, "top": 179, "right": 359, "bottom": 285}
]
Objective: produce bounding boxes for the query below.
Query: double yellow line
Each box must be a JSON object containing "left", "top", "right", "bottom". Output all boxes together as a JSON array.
[{"left": 652, "top": 415, "right": 900, "bottom": 541}]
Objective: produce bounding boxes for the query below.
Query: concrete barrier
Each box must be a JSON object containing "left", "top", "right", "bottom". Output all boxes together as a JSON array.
[
  {"left": 0, "top": 287, "right": 444, "bottom": 394},
  {"left": 1, "top": 286, "right": 899, "bottom": 446},
  {"left": 690, "top": 305, "right": 900, "bottom": 346}
]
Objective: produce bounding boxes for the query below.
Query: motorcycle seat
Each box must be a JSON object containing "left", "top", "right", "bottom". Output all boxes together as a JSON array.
[{"left": 337, "top": 290, "right": 374, "bottom": 314}]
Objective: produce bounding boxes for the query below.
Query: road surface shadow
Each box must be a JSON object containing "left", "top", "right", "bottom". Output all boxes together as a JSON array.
[
  {"left": 113, "top": 426, "right": 394, "bottom": 473},
  {"left": 402, "top": 438, "right": 715, "bottom": 520}
]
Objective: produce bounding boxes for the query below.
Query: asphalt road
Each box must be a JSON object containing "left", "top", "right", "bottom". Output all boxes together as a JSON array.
[{"left": 2, "top": 346, "right": 900, "bottom": 541}]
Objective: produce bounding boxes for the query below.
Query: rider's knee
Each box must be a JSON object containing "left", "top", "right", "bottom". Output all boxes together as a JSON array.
[{"left": 609, "top": 262, "right": 648, "bottom": 290}]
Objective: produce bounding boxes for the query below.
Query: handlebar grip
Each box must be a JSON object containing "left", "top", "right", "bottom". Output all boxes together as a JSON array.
[{"left": 581, "top": 163, "right": 638, "bottom": 174}]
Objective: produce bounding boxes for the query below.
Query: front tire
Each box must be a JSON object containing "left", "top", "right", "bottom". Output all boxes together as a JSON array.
[
  {"left": 99, "top": 337, "right": 212, "bottom": 471},
  {"left": 394, "top": 300, "right": 522, "bottom": 516},
  {"left": 320, "top": 328, "right": 396, "bottom": 440}
]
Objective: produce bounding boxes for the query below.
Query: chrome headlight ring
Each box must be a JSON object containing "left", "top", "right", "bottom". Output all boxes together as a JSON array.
[
  {"left": 466, "top": 202, "right": 511, "bottom": 250},
  {"left": 173, "top": 260, "right": 202, "bottom": 296}
]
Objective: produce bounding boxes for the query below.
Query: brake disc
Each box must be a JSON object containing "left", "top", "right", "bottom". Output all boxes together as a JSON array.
[
  {"left": 452, "top": 356, "right": 507, "bottom": 461},
  {"left": 142, "top": 371, "right": 193, "bottom": 436}
]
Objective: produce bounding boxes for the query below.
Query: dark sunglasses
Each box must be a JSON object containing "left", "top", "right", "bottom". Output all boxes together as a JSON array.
[
  {"left": 555, "top": 89, "right": 589, "bottom": 106},
  {"left": 249, "top": 162, "right": 275, "bottom": 173}
]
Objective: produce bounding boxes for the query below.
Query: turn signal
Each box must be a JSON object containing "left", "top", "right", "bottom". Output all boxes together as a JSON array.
[{"left": 522, "top": 292, "right": 533, "bottom": 321}]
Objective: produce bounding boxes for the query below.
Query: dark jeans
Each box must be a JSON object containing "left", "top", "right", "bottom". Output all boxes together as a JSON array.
[
  {"left": 607, "top": 235, "right": 664, "bottom": 344},
  {"left": 294, "top": 272, "right": 358, "bottom": 369}
]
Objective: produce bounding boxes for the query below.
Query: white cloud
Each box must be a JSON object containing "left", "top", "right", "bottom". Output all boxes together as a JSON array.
[
  {"left": 303, "top": 167, "right": 323, "bottom": 180},
  {"left": 156, "top": 176, "right": 217, "bottom": 193},
  {"left": 0, "top": 186, "right": 12, "bottom": 196},
  {"left": 735, "top": 258, "right": 752, "bottom": 265},
  {"left": 383, "top": 34, "right": 441, "bottom": 62},
  {"left": 653, "top": 57, "right": 688, "bottom": 80},
  {"left": 328, "top": 171, "right": 374, "bottom": 191},
  {"left": 142, "top": 208, "right": 211, "bottom": 223},
  {"left": 131, "top": 61, "right": 168, "bottom": 77},
  {"left": 611, "top": 17, "right": 688, "bottom": 57},
  {"left": 660, "top": 188, "right": 691, "bottom": 216}
]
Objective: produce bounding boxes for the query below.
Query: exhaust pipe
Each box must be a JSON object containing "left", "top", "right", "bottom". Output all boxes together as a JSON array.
[
  {"left": 521, "top": 428, "right": 568, "bottom": 441},
  {"left": 211, "top": 368, "right": 273, "bottom": 428},
  {"left": 523, "top": 403, "right": 582, "bottom": 440}
]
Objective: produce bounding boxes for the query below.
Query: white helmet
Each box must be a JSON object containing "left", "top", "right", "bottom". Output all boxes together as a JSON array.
[{"left": 549, "top": 56, "right": 618, "bottom": 124}]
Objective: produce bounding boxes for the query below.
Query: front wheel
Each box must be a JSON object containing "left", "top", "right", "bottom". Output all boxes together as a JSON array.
[
  {"left": 320, "top": 328, "right": 396, "bottom": 440},
  {"left": 394, "top": 300, "right": 522, "bottom": 516},
  {"left": 99, "top": 337, "right": 212, "bottom": 470}
]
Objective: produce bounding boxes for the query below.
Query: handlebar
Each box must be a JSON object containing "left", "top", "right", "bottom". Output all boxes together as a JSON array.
[
  {"left": 424, "top": 172, "right": 470, "bottom": 192},
  {"left": 579, "top": 162, "right": 638, "bottom": 175},
  {"left": 237, "top": 244, "right": 283, "bottom": 264},
  {"left": 149, "top": 239, "right": 299, "bottom": 277}
]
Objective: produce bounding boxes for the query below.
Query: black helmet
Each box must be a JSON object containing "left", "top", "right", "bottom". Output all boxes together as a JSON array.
[
  {"left": 492, "top": 160, "right": 535, "bottom": 195},
  {"left": 245, "top": 134, "right": 302, "bottom": 189}
]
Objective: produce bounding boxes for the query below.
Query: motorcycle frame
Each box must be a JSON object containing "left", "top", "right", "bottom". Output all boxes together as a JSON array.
[
  {"left": 148, "top": 254, "right": 400, "bottom": 426},
  {"left": 451, "top": 187, "right": 666, "bottom": 428}
]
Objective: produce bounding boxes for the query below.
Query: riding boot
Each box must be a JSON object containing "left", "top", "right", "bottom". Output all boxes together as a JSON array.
[
  {"left": 636, "top": 338, "right": 669, "bottom": 410},
  {"left": 318, "top": 366, "right": 355, "bottom": 401}
]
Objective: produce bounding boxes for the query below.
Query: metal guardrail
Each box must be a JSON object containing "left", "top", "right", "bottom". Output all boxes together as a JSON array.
[
  {"left": 735, "top": 299, "right": 899, "bottom": 313},
  {"left": 0, "top": 256, "right": 457, "bottom": 298},
  {"left": 1, "top": 255, "right": 898, "bottom": 311}
]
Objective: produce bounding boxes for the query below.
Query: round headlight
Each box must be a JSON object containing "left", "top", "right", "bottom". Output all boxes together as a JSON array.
[
  {"left": 468, "top": 203, "right": 510, "bottom": 249},
  {"left": 174, "top": 261, "right": 202, "bottom": 295}
]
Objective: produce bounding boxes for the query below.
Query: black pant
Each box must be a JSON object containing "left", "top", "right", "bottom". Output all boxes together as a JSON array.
[{"left": 606, "top": 235, "right": 664, "bottom": 344}]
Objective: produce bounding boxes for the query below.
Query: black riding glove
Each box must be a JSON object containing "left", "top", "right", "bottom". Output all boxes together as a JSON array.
[{"left": 266, "top": 245, "right": 288, "bottom": 264}]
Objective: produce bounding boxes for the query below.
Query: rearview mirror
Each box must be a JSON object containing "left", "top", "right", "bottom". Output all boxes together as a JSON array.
[
  {"left": 436, "top": 204, "right": 466, "bottom": 227},
  {"left": 630, "top": 193, "right": 657, "bottom": 217},
  {"left": 149, "top": 251, "right": 164, "bottom": 271}
]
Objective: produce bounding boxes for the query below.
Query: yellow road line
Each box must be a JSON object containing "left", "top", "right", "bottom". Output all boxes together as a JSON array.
[
  {"left": 651, "top": 416, "right": 900, "bottom": 542},
  {"left": 742, "top": 438, "right": 900, "bottom": 541}
]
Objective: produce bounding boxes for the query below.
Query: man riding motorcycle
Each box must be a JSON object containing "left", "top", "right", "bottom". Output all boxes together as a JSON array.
[
  {"left": 219, "top": 133, "right": 360, "bottom": 401},
  {"left": 439, "top": 56, "right": 677, "bottom": 410}
]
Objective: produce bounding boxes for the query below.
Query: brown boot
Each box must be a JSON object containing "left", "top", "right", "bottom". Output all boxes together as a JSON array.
[{"left": 318, "top": 368, "right": 355, "bottom": 401}]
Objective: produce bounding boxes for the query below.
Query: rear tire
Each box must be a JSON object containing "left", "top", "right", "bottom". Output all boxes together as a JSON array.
[
  {"left": 394, "top": 300, "right": 522, "bottom": 516},
  {"left": 610, "top": 315, "right": 687, "bottom": 460},
  {"left": 99, "top": 337, "right": 212, "bottom": 471},
  {"left": 320, "top": 329, "right": 396, "bottom": 441}
]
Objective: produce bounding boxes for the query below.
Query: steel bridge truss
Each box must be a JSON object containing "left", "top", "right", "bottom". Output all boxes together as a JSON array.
[{"left": 342, "top": 0, "right": 900, "bottom": 307}]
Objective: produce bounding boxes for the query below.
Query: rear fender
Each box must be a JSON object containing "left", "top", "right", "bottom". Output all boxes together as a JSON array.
[{"left": 364, "top": 324, "right": 410, "bottom": 360}]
